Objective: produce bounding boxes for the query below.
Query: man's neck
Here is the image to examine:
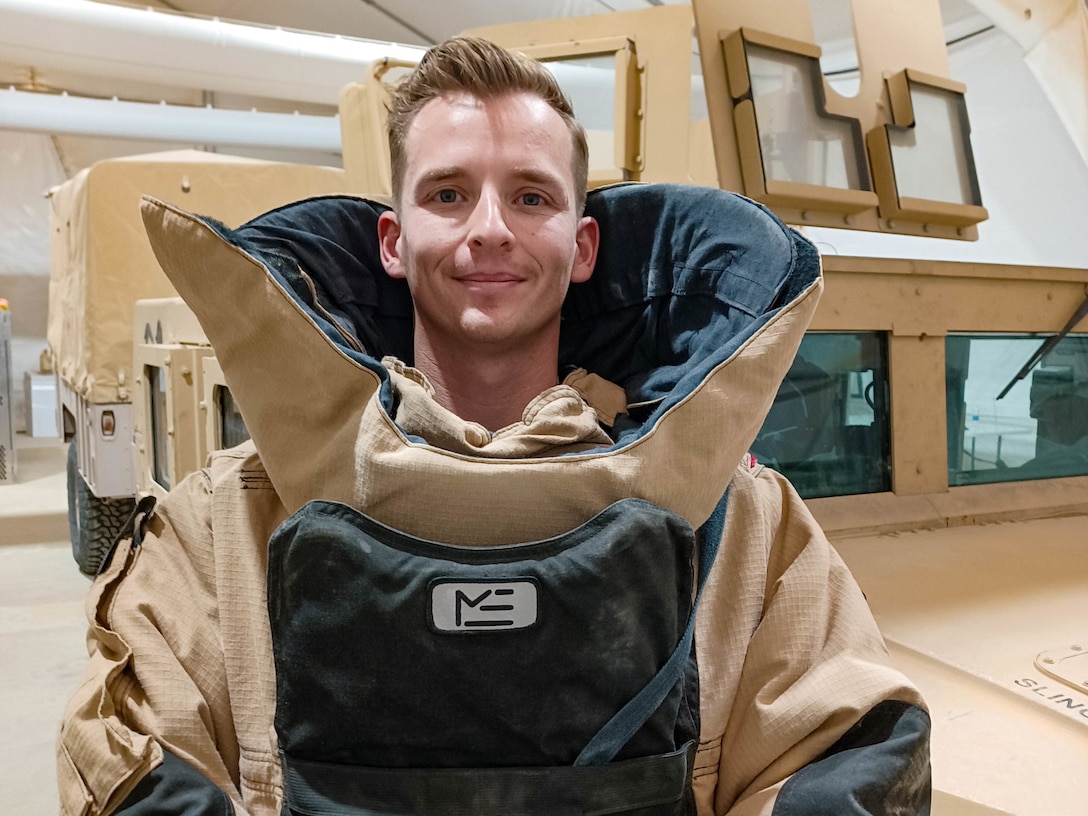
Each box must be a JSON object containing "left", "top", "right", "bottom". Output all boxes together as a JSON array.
[{"left": 413, "top": 336, "right": 560, "bottom": 432}]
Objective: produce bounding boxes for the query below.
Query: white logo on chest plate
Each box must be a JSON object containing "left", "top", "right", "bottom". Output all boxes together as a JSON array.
[{"left": 430, "top": 581, "right": 538, "bottom": 632}]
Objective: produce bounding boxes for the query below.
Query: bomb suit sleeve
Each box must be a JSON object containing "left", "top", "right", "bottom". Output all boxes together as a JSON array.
[
  {"left": 56, "top": 444, "right": 286, "bottom": 816},
  {"left": 691, "top": 462, "right": 931, "bottom": 816}
]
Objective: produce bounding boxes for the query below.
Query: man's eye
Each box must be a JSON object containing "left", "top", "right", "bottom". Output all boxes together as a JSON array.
[
  {"left": 436, "top": 189, "right": 459, "bottom": 204},
  {"left": 520, "top": 192, "right": 543, "bottom": 206}
]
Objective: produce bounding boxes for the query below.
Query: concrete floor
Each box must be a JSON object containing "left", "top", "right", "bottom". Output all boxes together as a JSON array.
[
  {"left": 836, "top": 517, "right": 1088, "bottom": 816},
  {"left": 0, "top": 437, "right": 88, "bottom": 815}
]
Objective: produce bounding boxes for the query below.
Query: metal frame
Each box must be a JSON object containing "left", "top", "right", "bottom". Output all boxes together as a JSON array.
[
  {"left": 721, "top": 28, "right": 878, "bottom": 216},
  {"left": 693, "top": 0, "right": 986, "bottom": 239},
  {"left": 866, "top": 69, "right": 988, "bottom": 228},
  {"left": 202, "top": 354, "right": 244, "bottom": 456},
  {"left": 516, "top": 36, "right": 644, "bottom": 186}
]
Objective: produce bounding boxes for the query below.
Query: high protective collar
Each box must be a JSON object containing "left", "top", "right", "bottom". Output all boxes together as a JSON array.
[{"left": 142, "top": 183, "right": 821, "bottom": 544}]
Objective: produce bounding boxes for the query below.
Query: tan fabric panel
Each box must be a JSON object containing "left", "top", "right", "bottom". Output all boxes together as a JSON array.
[
  {"left": 207, "top": 449, "right": 289, "bottom": 812},
  {"left": 47, "top": 172, "right": 90, "bottom": 399},
  {"left": 57, "top": 537, "right": 166, "bottom": 816},
  {"left": 694, "top": 463, "right": 924, "bottom": 813},
  {"left": 56, "top": 443, "right": 286, "bottom": 816},
  {"left": 385, "top": 361, "right": 615, "bottom": 457},
  {"left": 139, "top": 196, "right": 822, "bottom": 545},
  {"left": 47, "top": 151, "right": 348, "bottom": 404}
]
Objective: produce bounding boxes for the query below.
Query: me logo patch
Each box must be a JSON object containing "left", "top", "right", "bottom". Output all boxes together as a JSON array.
[{"left": 430, "top": 580, "right": 538, "bottom": 633}]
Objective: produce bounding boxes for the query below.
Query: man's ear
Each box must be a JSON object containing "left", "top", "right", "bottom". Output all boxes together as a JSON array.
[
  {"left": 377, "top": 210, "right": 406, "bottom": 279},
  {"left": 571, "top": 215, "right": 600, "bottom": 284}
]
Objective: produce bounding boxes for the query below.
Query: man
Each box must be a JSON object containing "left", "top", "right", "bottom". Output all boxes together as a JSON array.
[
  {"left": 58, "top": 37, "right": 930, "bottom": 815},
  {"left": 376, "top": 40, "right": 598, "bottom": 431}
]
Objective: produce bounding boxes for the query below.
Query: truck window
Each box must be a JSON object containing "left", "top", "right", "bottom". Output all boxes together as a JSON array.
[
  {"left": 146, "top": 364, "right": 171, "bottom": 491},
  {"left": 545, "top": 54, "right": 619, "bottom": 179},
  {"left": 743, "top": 43, "right": 868, "bottom": 192},
  {"left": 215, "top": 384, "right": 251, "bottom": 451},
  {"left": 751, "top": 331, "right": 890, "bottom": 498},
  {"left": 947, "top": 334, "right": 1088, "bottom": 485}
]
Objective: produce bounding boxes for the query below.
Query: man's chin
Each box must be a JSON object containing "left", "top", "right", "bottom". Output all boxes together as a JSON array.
[
  {"left": 457, "top": 322, "right": 521, "bottom": 346},
  {"left": 456, "top": 312, "right": 553, "bottom": 348}
]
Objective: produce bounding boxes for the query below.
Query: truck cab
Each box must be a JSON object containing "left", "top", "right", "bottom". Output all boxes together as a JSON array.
[{"left": 47, "top": 151, "right": 348, "bottom": 572}]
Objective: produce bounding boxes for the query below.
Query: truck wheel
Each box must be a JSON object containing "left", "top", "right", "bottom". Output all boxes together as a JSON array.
[{"left": 67, "top": 441, "right": 136, "bottom": 577}]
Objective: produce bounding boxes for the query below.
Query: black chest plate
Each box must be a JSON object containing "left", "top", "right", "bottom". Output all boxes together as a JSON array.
[{"left": 268, "top": 497, "right": 706, "bottom": 815}]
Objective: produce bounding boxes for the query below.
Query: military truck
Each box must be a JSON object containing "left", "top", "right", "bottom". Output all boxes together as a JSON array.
[
  {"left": 47, "top": 151, "right": 348, "bottom": 573},
  {"left": 690, "top": 3, "right": 1085, "bottom": 813}
]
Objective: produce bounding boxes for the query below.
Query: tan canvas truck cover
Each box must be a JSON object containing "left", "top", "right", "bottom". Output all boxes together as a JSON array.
[{"left": 47, "top": 150, "right": 348, "bottom": 407}]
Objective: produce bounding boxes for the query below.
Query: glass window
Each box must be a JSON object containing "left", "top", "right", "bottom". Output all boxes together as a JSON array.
[
  {"left": 216, "top": 385, "right": 251, "bottom": 451},
  {"left": 888, "top": 81, "right": 981, "bottom": 206},
  {"left": 947, "top": 334, "right": 1088, "bottom": 485},
  {"left": 751, "top": 332, "right": 890, "bottom": 498},
  {"left": 543, "top": 54, "right": 620, "bottom": 178},
  {"left": 746, "top": 44, "right": 869, "bottom": 191},
  {"left": 146, "top": 365, "right": 171, "bottom": 491}
]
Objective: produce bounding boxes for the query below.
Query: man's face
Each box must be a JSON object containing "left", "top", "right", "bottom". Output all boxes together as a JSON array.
[{"left": 378, "top": 91, "right": 598, "bottom": 358}]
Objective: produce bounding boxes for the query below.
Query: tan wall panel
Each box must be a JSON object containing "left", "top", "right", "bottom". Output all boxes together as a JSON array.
[
  {"left": 888, "top": 333, "right": 948, "bottom": 495},
  {"left": 0, "top": 273, "right": 49, "bottom": 337},
  {"left": 815, "top": 258, "right": 1088, "bottom": 334}
]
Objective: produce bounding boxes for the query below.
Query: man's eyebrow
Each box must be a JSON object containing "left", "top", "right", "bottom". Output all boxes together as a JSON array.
[
  {"left": 416, "top": 167, "right": 465, "bottom": 185},
  {"left": 513, "top": 168, "right": 569, "bottom": 203},
  {"left": 417, "top": 167, "right": 564, "bottom": 186},
  {"left": 513, "top": 168, "right": 563, "bottom": 187}
]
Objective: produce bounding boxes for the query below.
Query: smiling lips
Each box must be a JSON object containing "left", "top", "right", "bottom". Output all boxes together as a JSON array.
[{"left": 457, "top": 272, "right": 523, "bottom": 285}]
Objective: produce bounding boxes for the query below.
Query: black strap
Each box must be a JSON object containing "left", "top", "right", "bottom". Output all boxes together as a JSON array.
[
  {"left": 284, "top": 743, "right": 695, "bottom": 816},
  {"left": 96, "top": 494, "right": 158, "bottom": 576},
  {"left": 575, "top": 488, "right": 729, "bottom": 766}
]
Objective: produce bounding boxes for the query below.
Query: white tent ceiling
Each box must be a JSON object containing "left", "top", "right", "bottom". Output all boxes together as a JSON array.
[
  {"left": 0, "top": 0, "right": 1069, "bottom": 342},
  {"left": 0, "top": 0, "right": 990, "bottom": 150}
]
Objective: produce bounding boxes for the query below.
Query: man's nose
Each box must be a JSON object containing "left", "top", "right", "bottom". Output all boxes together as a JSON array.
[{"left": 467, "top": 190, "right": 514, "bottom": 247}]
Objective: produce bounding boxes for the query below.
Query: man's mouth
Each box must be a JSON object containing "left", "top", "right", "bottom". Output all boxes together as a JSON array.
[{"left": 457, "top": 273, "right": 522, "bottom": 284}]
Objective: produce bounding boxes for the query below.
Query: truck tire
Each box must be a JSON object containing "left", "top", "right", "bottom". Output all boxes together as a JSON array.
[{"left": 67, "top": 441, "right": 136, "bottom": 576}]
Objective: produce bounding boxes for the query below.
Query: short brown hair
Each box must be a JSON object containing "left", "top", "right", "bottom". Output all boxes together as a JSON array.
[{"left": 387, "top": 36, "right": 589, "bottom": 212}]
